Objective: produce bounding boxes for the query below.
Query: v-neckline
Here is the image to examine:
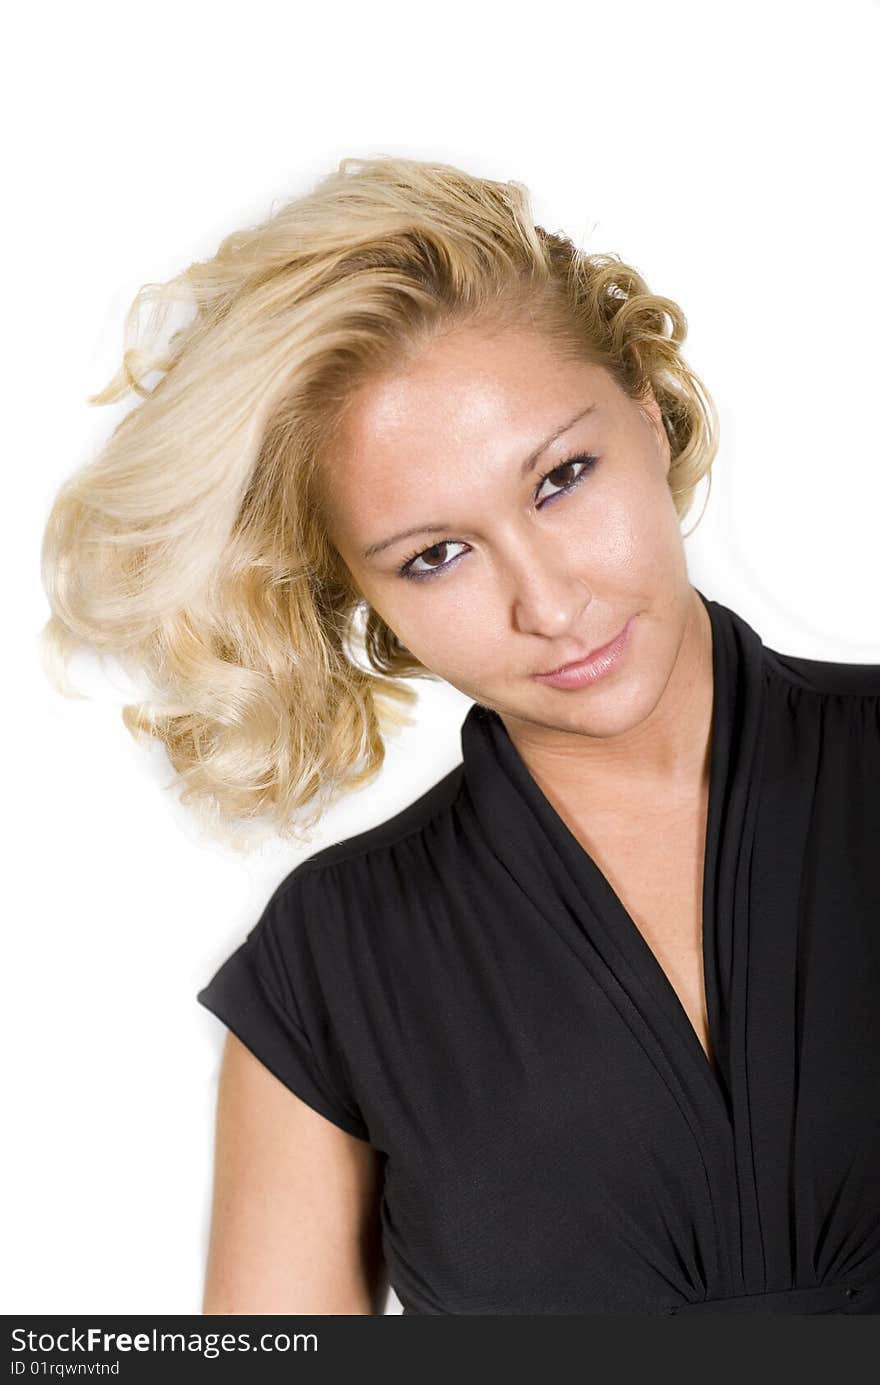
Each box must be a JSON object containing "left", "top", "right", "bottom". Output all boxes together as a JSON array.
[
  {"left": 459, "top": 588, "right": 768, "bottom": 1121},
  {"left": 515, "top": 590, "right": 723, "bottom": 1087}
]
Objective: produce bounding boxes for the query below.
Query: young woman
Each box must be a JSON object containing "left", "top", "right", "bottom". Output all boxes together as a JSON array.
[{"left": 41, "top": 156, "right": 880, "bottom": 1316}]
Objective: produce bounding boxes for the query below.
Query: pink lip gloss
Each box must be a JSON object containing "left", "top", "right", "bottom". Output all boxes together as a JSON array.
[{"left": 531, "top": 615, "right": 637, "bottom": 690}]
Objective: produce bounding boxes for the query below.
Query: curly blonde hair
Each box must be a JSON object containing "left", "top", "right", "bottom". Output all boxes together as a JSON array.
[{"left": 40, "top": 155, "right": 717, "bottom": 850}]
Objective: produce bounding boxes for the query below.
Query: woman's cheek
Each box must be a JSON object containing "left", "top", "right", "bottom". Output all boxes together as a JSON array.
[
  {"left": 565, "top": 496, "right": 639, "bottom": 572},
  {"left": 399, "top": 577, "right": 504, "bottom": 675}
]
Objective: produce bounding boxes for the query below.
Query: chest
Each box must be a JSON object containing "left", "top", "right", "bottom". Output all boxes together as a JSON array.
[{"left": 564, "top": 797, "right": 713, "bottom": 1063}]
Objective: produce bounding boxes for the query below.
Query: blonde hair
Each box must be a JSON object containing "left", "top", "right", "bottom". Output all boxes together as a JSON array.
[{"left": 40, "top": 155, "right": 718, "bottom": 850}]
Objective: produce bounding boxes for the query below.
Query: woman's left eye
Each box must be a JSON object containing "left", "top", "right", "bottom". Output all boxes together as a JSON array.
[{"left": 534, "top": 452, "right": 599, "bottom": 505}]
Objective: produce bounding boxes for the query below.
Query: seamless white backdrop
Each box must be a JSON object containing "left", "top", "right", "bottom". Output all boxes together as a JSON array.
[{"left": 6, "top": 0, "right": 879, "bottom": 1313}]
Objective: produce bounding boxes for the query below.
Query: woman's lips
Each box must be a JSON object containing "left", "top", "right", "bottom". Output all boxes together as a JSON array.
[{"left": 530, "top": 615, "right": 637, "bottom": 689}]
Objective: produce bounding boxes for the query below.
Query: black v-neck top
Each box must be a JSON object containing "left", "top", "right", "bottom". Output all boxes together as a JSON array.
[{"left": 196, "top": 588, "right": 880, "bottom": 1315}]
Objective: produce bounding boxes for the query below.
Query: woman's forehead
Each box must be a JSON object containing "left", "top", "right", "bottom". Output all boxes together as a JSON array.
[{"left": 329, "top": 347, "right": 615, "bottom": 474}]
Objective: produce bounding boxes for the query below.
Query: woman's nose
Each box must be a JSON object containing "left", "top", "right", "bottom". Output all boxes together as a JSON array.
[{"left": 508, "top": 544, "right": 591, "bottom": 638}]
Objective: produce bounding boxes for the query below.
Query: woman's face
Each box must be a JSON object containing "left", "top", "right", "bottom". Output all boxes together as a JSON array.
[{"left": 320, "top": 326, "right": 695, "bottom": 742}]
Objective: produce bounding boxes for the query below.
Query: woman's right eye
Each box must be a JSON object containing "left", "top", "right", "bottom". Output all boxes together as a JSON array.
[{"left": 398, "top": 539, "right": 468, "bottom": 581}]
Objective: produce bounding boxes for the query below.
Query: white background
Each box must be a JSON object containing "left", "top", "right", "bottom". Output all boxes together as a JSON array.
[{"left": 5, "top": 0, "right": 879, "bottom": 1314}]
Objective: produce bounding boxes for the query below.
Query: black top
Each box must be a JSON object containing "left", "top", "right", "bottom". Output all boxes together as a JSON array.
[{"left": 196, "top": 588, "right": 880, "bottom": 1315}]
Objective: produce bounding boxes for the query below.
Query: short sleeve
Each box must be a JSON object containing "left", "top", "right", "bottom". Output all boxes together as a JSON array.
[{"left": 196, "top": 869, "right": 370, "bottom": 1142}]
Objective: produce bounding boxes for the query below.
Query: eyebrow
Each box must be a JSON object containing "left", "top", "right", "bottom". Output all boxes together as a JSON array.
[{"left": 360, "top": 401, "right": 598, "bottom": 560}]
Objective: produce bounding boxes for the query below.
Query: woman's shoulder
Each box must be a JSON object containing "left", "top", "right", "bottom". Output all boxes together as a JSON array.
[
  {"left": 761, "top": 641, "right": 880, "bottom": 699},
  {"left": 272, "top": 759, "right": 467, "bottom": 908}
]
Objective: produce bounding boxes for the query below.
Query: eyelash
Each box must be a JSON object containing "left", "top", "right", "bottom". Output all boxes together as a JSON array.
[{"left": 396, "top": 452, "right": 600, "bottom": 582}]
